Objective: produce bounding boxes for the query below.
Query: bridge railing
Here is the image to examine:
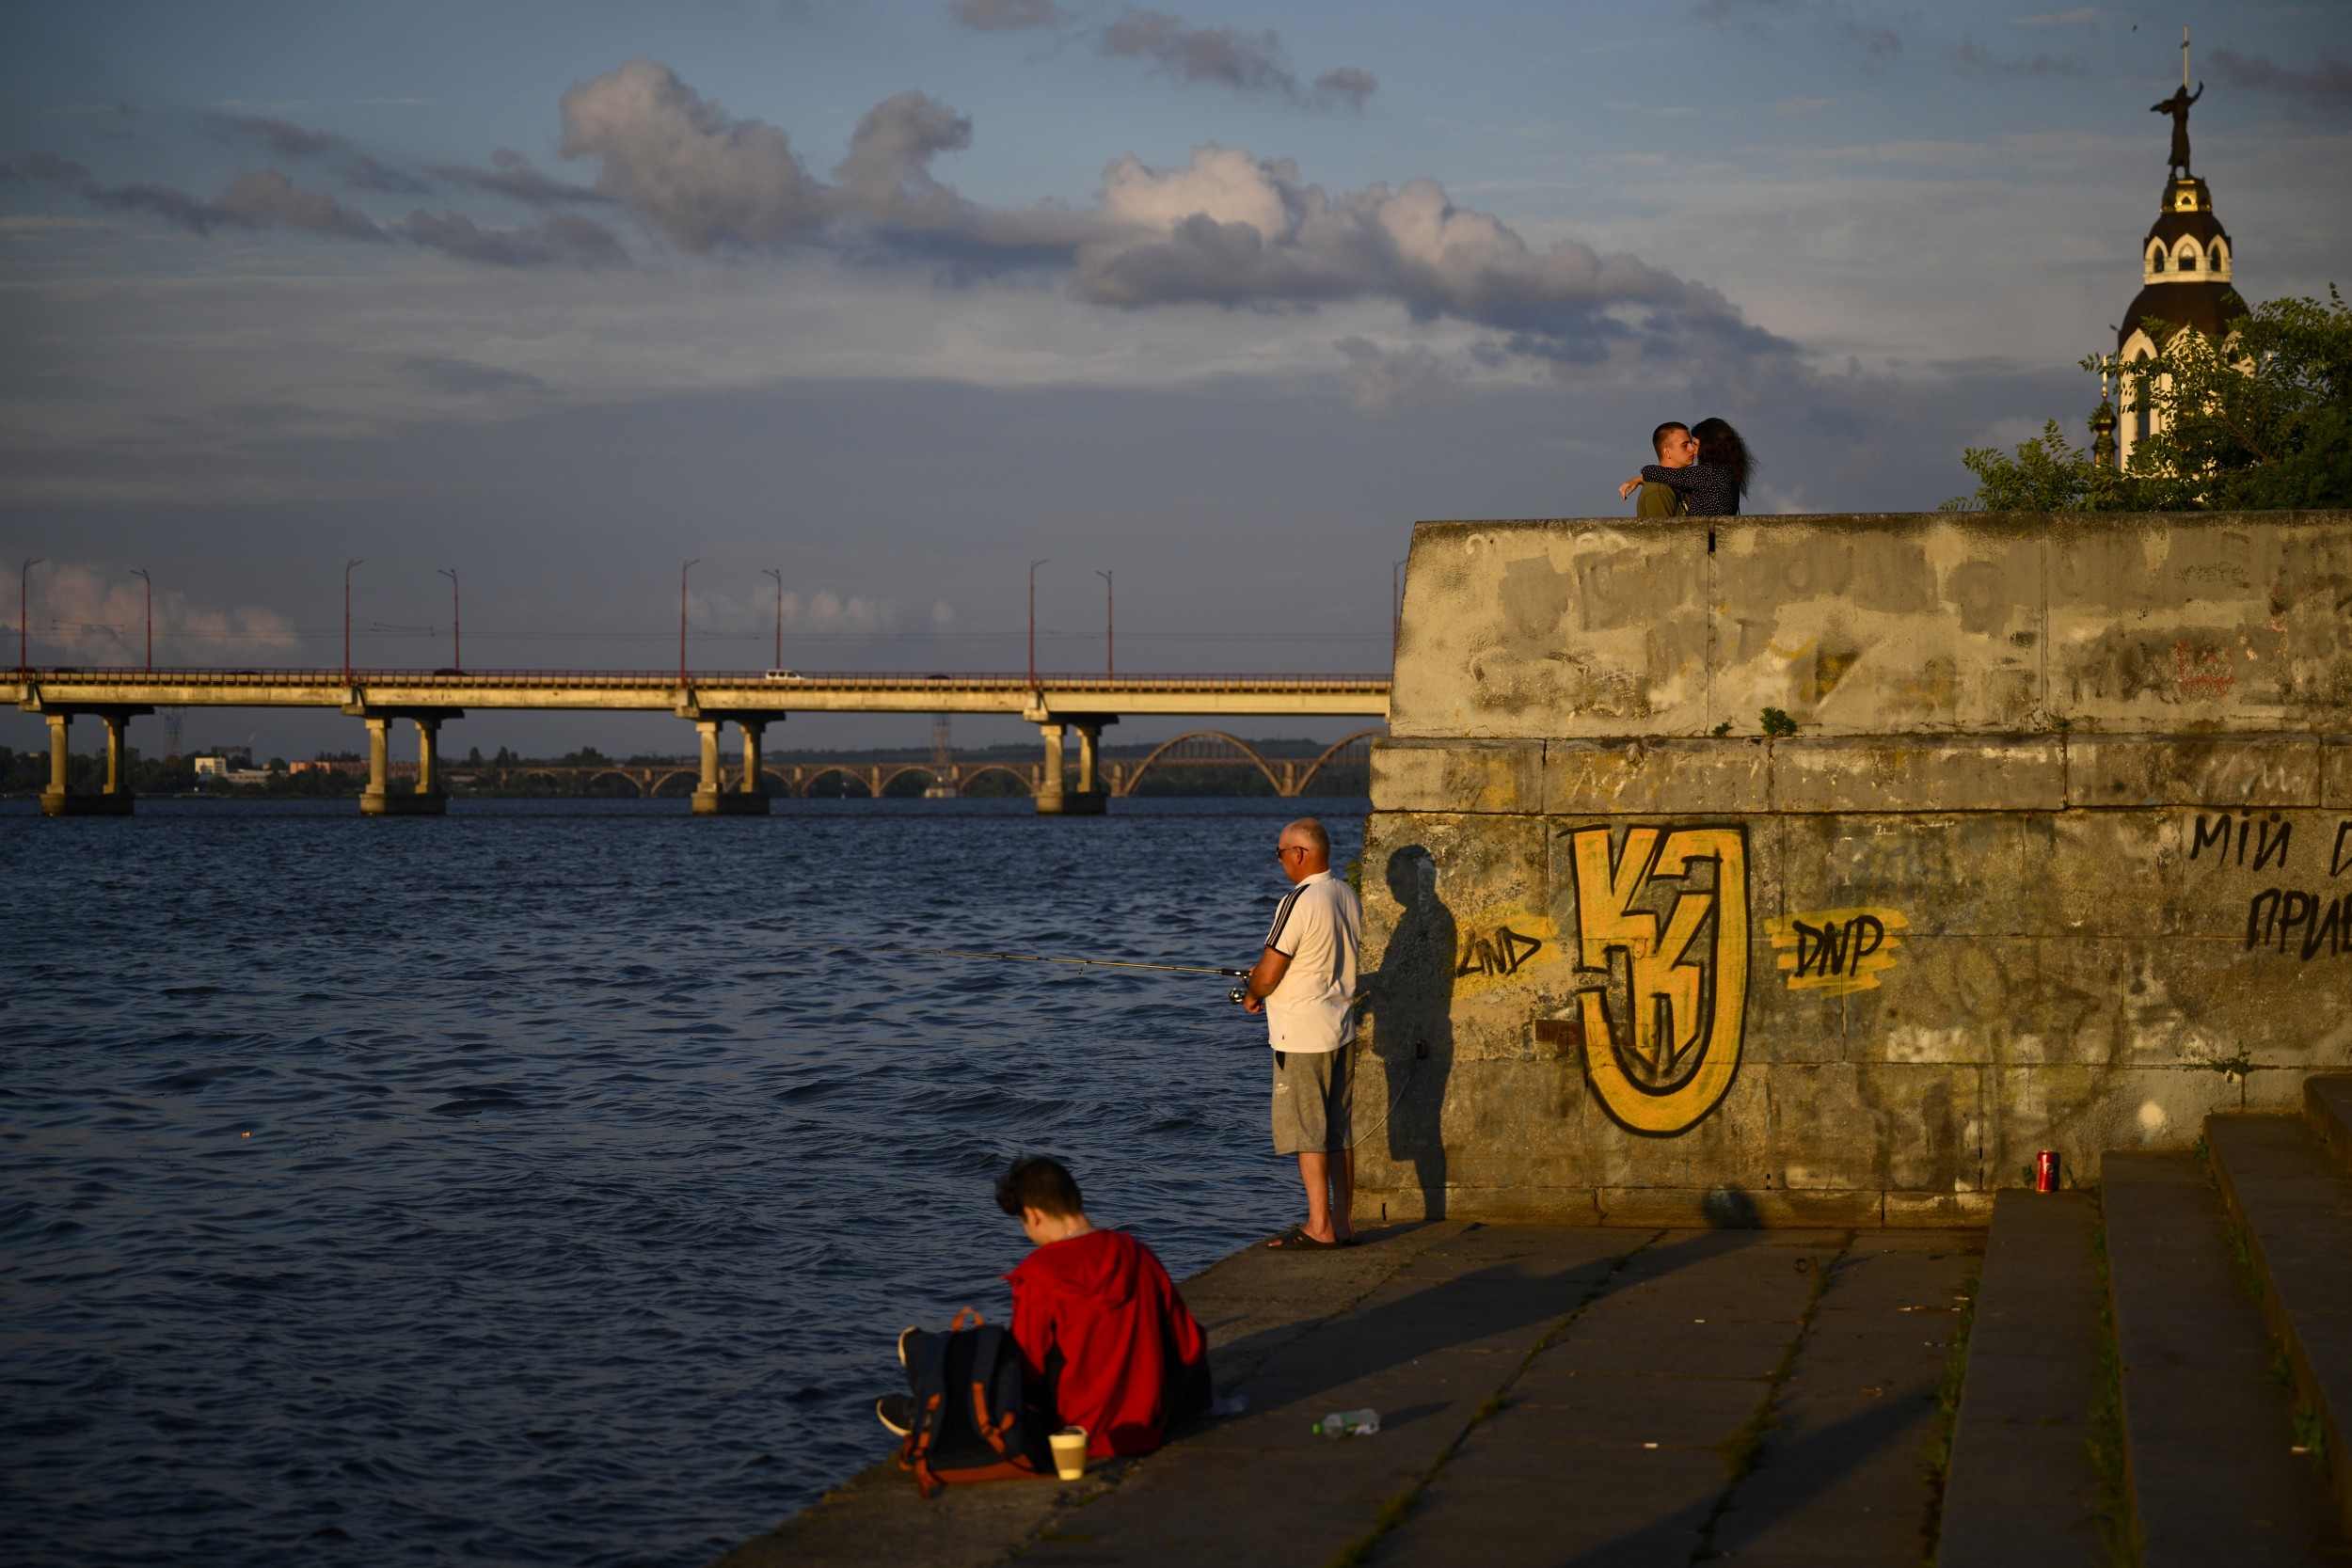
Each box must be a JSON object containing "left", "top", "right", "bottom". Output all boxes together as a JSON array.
[{"left": 8, "top": 666, "right": 1390, "bottom": 689}]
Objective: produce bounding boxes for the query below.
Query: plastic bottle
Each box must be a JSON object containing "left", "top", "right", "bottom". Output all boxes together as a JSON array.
[{"left": 1311, "top": 1408, "right": 1380, "bottom": 1438}]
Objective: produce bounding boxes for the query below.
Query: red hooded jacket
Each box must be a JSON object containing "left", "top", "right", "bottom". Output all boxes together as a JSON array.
[{"left": 1005, "top": 1228, "right": 1211, "bottom": 1459}]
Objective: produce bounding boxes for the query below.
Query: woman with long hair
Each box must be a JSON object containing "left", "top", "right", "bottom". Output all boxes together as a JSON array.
[
  {"left": 1621, "top": 417, "right": 1754, "bottom": 515},
  {"left": 1691, "top": 418, "right": 1754, "bottom": 508}
]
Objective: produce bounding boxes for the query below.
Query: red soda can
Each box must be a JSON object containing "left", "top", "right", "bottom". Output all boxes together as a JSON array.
[{"left": 2034, "top": 1150, "right": 2061, "bottom": 1192}]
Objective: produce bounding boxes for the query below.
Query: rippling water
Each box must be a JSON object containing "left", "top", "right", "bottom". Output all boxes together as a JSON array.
[{"left": 0, "top": 797, "right": 1364, "bottom": 1567}]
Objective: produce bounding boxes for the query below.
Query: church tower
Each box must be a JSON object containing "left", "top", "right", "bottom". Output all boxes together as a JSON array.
[{"left": 2113, "top": 31, "right": 2246, "bottom": 469}]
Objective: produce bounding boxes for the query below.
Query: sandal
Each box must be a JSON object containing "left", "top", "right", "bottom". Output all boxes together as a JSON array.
[{"left": 1266, "top": 1223, "right": 1342, "bottom": 1250}]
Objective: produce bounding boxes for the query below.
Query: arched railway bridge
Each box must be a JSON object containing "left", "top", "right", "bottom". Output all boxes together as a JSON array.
[{"left": 431, "top": 728, "right": 1381, "bottom": 801}]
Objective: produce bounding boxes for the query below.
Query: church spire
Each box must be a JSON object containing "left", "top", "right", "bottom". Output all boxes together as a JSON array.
[{"left": 2110, "top": 59, "right": 2245, "bottom": 469}]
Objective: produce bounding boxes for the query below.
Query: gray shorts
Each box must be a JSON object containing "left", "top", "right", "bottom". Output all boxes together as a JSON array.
[{"left": 1270, "top": 1047, "right": 1353, "bottom": 1155}]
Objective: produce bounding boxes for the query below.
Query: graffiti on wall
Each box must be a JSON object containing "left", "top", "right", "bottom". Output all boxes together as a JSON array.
[
  {"left": 1454, "top": 918, "right": 1555, "bottom": 983},
  {"left": 2192, "top": 812, "right": 2352, "bottom": 961},
  {"left": 1560, "top": 824, "right": 1749, "bottom": 1136},
  {"left": 1763, "top": 908, "right": 1911, "bottom": 994}
]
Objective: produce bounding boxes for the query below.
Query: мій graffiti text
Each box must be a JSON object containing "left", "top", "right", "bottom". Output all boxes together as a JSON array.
[{"left": 2192, "top": 813, "right": 2352, "bottom": 959}]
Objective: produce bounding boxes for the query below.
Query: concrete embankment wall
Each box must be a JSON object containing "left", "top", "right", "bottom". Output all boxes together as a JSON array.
[{"left": 1357, "top": 512, "right": 2352, "bottom": 1226}]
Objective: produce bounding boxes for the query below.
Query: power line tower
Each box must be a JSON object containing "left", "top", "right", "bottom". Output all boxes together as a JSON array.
[
  {"left": 162, "top": 707, "right": 183, "bottom": 759},
  {"left": 925, "top": 715, "right": 958, "bottom": 798}
]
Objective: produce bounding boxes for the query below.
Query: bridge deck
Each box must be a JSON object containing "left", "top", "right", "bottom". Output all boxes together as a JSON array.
[{"left": 5, "top": 669, "right": 1391, "bottom": 718}]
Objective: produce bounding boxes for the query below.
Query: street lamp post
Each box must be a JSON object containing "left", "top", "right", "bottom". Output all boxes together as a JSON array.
[
  {"left": 131, "top": 569, "right": 151, "bottom": 670},
  {"left": 437, "top": 569, "right": 461, "bottom": 672},
  {"left": 764, "top": 568, "right": 784, "bottom": 672},
  {"left": 1028, "top": 559, "right": 1047, "bottom": 692},
  {"left": 1097, "top": 569, "right": 1113, "bottom": 680},
  {"left": 343, "top": 559, "right": 365, "bottom": 683},
  {"left": 19, "top": 558, "right": 40, "bottom": 676},
  {"left": 680, "top": 559, "right": 702, "bottom": 686}
]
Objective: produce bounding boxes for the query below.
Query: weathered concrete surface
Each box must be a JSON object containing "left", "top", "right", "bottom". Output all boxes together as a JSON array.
[
  {"left": 2207, "top": 1110, "right": 2352, "bottom": 1532},
  {"left": 1359, "top": 514, "right": 2352, "bottom": 1224},
  {"left": 717, "top": 1223, "right": 1988, "bottom": 1568},
  {"left": 710, "top": 1224, "right": 1472, "bottom": 1568},
  {"left": 2311, "top": 1075, "right": 2352, "bottom": 1173},
  {"left": 1937, "top": 1191, "right": 2105, "bottom": 1567},
  {"left": 2104, "top": 1151, "right": 2341, "bottom": 1563}
]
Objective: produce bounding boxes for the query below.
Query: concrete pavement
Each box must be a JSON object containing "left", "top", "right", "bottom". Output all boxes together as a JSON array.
[{"left": 715, "top": 1221, "right": 1980, "bottom": 1568}]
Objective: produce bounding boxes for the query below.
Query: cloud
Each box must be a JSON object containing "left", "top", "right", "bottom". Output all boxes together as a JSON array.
[
  {"left": 16, "top": 152, "right": 385, "bottom": 238},
  {"left": 23, "top": 562, "right": 296, "bottom": 659},
  {"left": 2010, "top": 8, "right": 2098, "bottom": 24},
  {"left": 1070, "top": 145, "right": 1784, "bottom": 369},
  {"left": 430, "top": 147, "right": 609, "bottom": 207},
  {"left": 2213, "top": 48, "right": 2352, "bottom": 110},
  {"left": 557, "top": 56, "right": 830, "bottom": 251},
  {"left": 948, "top": 0, "right": 1066, "bottom": 29},
  {"left": 1948, "top": 40, "right": 2084, "bottom": 78},
  {"left": 342, "top": 154, "right": 432, "bottom": 194},
  {"left": 1310, "top": 68, "right": 1378, "bottom": 113},
  {"left": 690, "top": 585, "right": 906, "bottom": 635},
  {"left": 1095, "top": 10, "right": 1377, "bottom": 109},
  {"left": 401, "top": 357, "right": 557, "bottom": 395},
  {"left": 402, "top": 210, "right": 628, "bottom": 267},
  {"left": 1334, "top": 336, "right": 1463, "bottom": 413},
  {"left": 831, "top": 91, "right": 974, "bottom": 227},
  {"left": 948, "top": 1, "right": 1375, "bottom": 109},
  {"left": 22, "top": 62, "right": 1775, "bottom": 379},
  {"left": 1694, "top": 0, "right": 1899, "bottom": 62},
  {"left": 215, "top": 169, "right": 386, "bottom": 238},
  {"left": 208, "top": 111, "right": 346, "bottom": 158}
]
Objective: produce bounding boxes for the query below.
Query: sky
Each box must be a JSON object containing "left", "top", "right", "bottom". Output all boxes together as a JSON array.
[{"left": 3, "top": 0, "right": 2347, "bottom": 761}]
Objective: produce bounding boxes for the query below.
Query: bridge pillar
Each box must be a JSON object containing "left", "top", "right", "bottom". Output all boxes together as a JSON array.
[
  {"left": 691, "top": 717, "right": 768, "bottom": 816},
  {"left": 1034, "top": 717, "right": 1111, "bottom": 816},
  {"left": 36, "top": 705, "right": 145, "bottom": 816},
  {"left": 415, "top": 716, "right": 443, "bottom": 798},
  {"left": 1034, "top": 723, "right": 1067, "bottom": 814},
  {"left": 360, "top": 712, "right": 450, "bottom": 816}
]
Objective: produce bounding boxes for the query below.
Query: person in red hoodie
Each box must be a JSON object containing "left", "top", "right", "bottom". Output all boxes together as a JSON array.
[
  {"left": 878, "top": 1156, "right": 1212, "bottom": 1461},
  {"left": 998, "top": 1156, "right": 1213, "bottom": 1458}
]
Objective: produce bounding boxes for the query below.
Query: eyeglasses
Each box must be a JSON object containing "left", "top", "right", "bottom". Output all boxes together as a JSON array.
[{"left": 1274, "top": 845, "right": 1306, "bottom": 859}]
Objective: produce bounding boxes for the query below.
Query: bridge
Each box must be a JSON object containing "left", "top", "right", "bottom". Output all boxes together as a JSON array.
[
  {"left": 385, "top": 729, "right": 1382, "bottom": 801},
  {"left": 5, "top": 667, "right": 1389, "bottom": 817}
]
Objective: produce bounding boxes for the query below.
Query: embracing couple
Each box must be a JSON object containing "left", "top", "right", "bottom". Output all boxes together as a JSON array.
[{"left": 1618, "top": 417, "right": 1753, "bottom": 517}]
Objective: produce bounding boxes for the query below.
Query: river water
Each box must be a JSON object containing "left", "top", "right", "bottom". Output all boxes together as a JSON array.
[{"left": 1, "top": 797, "right": 1364, "bottom": 1567}]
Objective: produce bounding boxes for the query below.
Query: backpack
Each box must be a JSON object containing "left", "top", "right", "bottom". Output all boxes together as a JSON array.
[{"left": 897, "top": 1308, "right": 1049, "bottom": 1497}]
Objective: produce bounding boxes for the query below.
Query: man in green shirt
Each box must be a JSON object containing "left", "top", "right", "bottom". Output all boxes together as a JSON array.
[{"left": 1631, "top": 421, "right": 1695, "bottom": 517}]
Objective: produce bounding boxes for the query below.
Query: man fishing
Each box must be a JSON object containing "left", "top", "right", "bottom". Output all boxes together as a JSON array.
[{"left": 1239, "top": 818, "right": 1363, "bottom": 1248}]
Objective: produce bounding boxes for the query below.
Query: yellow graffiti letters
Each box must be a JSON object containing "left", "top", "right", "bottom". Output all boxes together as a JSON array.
[{"left": 1568, "top": 825, "right": 1749, "bottom": 1136}]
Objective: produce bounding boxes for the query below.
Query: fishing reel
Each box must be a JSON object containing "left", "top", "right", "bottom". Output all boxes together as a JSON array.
[{"left": 1229, "top": 984, "right": 1249, "bottom": 1006}]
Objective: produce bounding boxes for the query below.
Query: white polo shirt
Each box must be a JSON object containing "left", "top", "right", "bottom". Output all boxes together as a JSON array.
[{"left": 1262, "top": 870, "right": 1361, "bottom": 1054}]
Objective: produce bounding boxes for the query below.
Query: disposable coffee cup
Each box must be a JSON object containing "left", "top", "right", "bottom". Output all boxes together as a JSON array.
[{"left": 1049, "top": 1427, "right": 1089, "bottom": 1481}]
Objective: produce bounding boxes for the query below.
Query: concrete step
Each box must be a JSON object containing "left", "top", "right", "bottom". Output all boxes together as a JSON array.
[
  {"left": 2208, "top": 1110, "right": 2352, "bottom": 1536},
  {"left": 2102, "top": 1150, "right": 2342, "bottom": 1563},
  {"left": 1935, "top": 1190, "right": 2104, "bottom": 1568},
  {"left": 2308, "top": 1076, "right": 2352, "bottom": 1176}
]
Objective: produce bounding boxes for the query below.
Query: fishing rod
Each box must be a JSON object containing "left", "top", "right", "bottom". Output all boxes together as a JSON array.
[{"left": 884, "top": 945, "right": 1249, "bottom": 979}]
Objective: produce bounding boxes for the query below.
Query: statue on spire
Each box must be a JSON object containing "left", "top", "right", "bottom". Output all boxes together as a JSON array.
[{"left": 2153, "top": 29, "right": 2202, "bottom": 178}]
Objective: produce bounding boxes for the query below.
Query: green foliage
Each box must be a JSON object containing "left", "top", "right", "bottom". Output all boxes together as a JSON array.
[
  {"left": 2116, "top": 286, "right": 2352, "bottom": 509},
  {"left": 1943, "top": 287, "right": 2352, "bottom": 512},
  {"left": 1758, "top": 707, "right": 1798, "bottom": 737},
  {"left": 1940, "top": 420, "right": 2118, "bottom": 513},
  {"left": 1709, "top": 720, "right": 1734, "bottom": 736}
]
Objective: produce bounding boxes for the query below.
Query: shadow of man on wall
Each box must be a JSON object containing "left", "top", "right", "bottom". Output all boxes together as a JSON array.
[{"left": 1364, "top": 844, "right": 1457, "bottom": 1219}]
